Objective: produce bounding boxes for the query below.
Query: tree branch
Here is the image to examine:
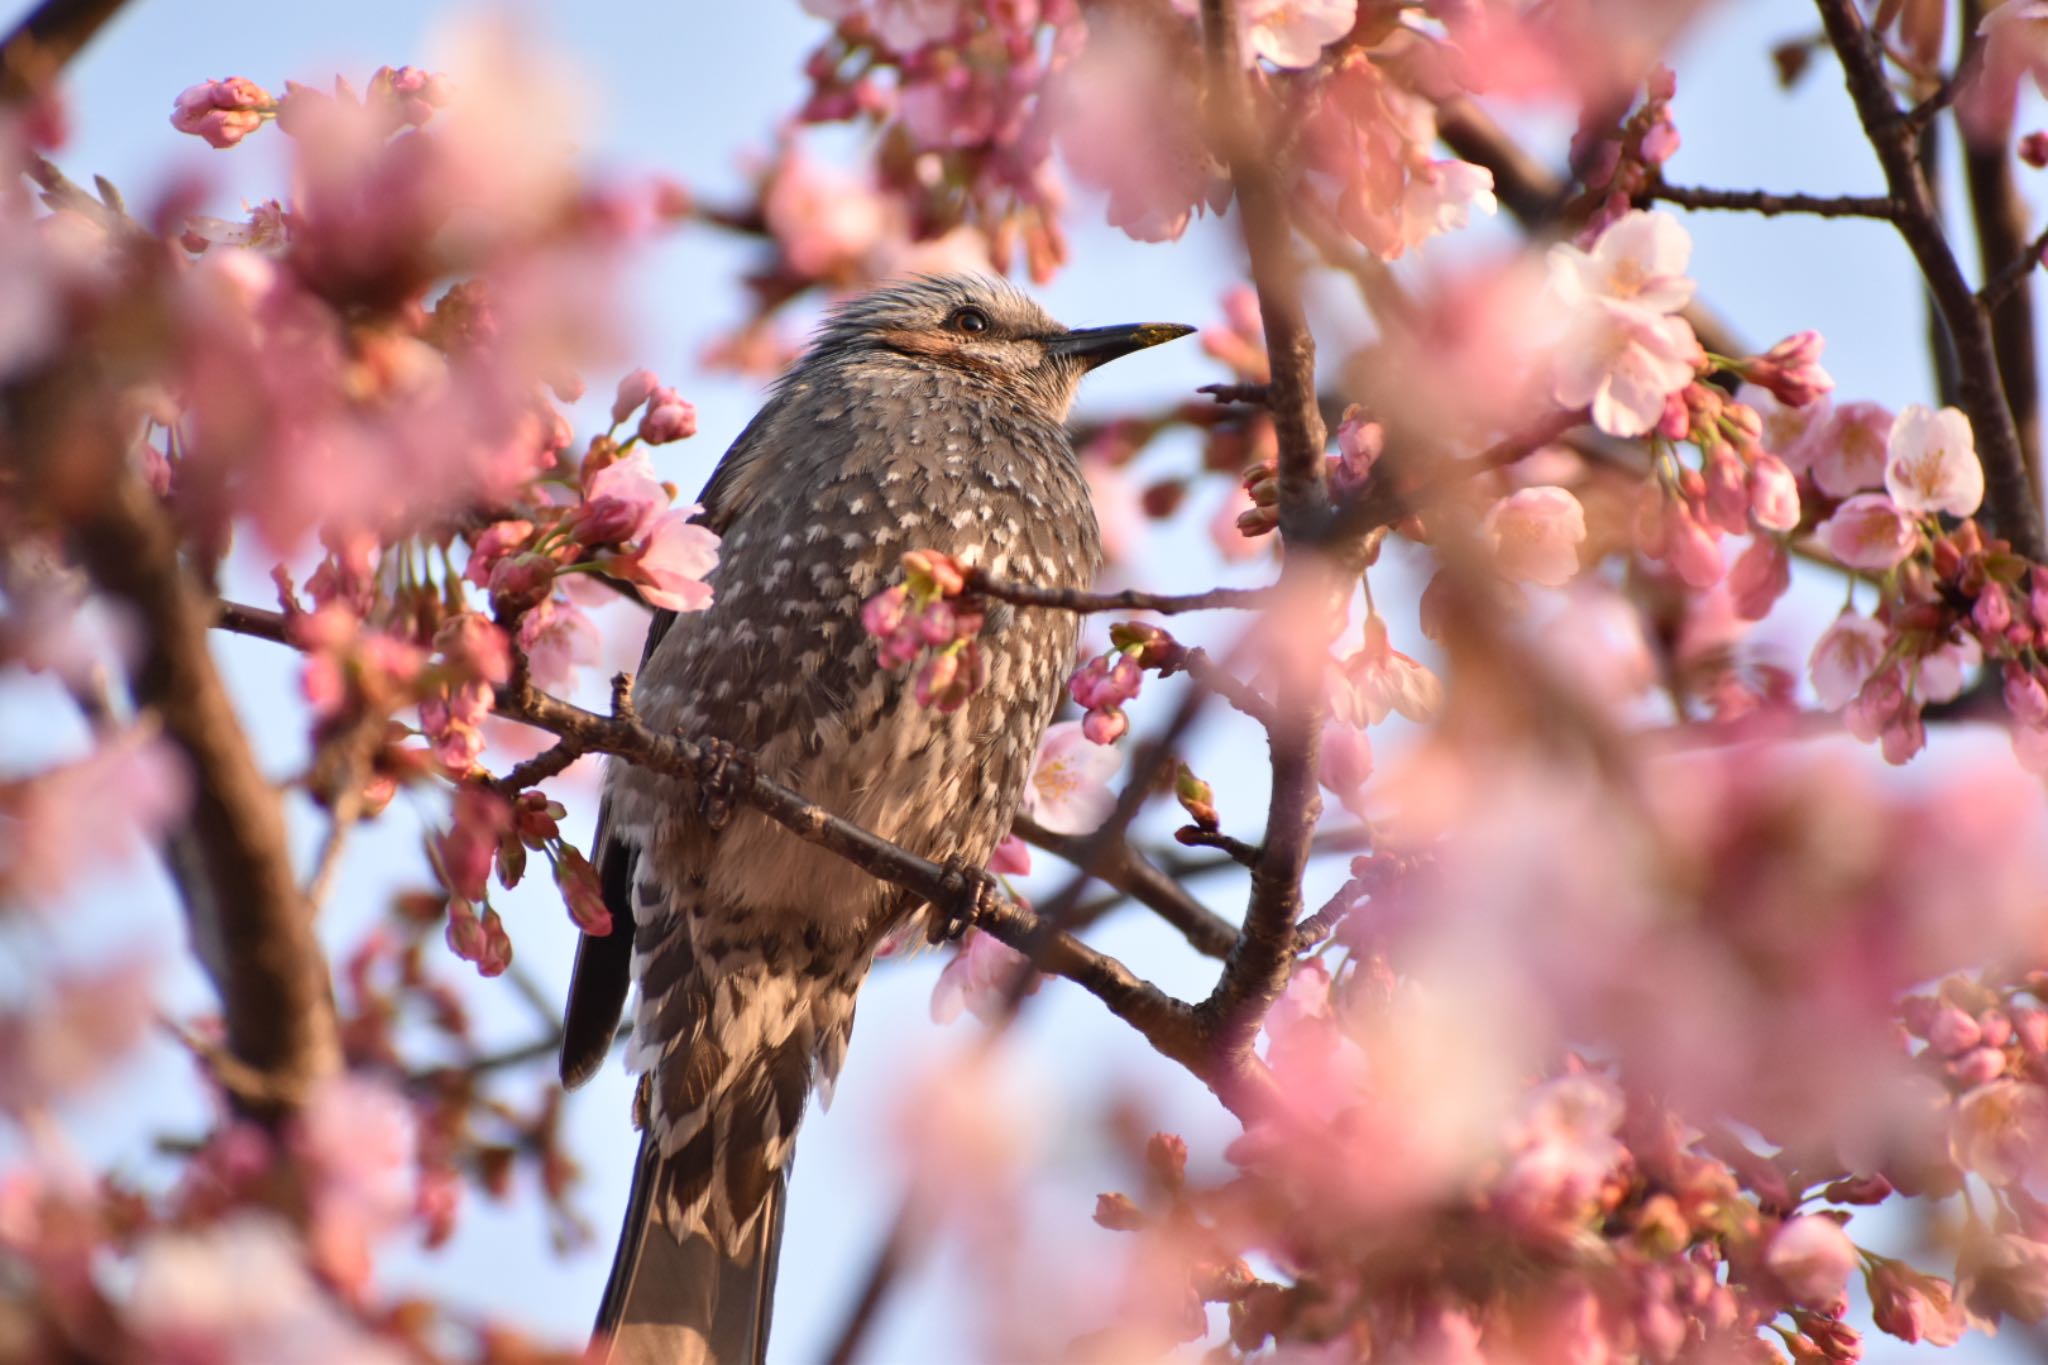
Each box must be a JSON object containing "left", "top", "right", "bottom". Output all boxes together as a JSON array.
[
  {"left": 1645, "top": 181, "right": 1896, "bottom": 220},
  {"left": 0, "top": 0, "right": 128, "bottom": 103},
  {"left": 1197, "top": 0, "right": 1332, "bottom": 1070},
  {"left": 965, "top": 571, "right": 1274, "bottom": 616},
  {"left": 10, "top": 402, "right": 341, "bottom": 1118},
  {"left": 1013, "top": 816, "right": 1241, "bottom": 959},
  {"left": 1814, "top": 0, "right": 2045, "bottom": 561},
  {"left": 495, "top": 679, "right": 1212, "bottom": 1075}
]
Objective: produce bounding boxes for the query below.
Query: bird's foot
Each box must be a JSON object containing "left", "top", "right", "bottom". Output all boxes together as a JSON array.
[
  {"left": 692, "top": 735, "right": 750, "bottom": 832},
  {"left": 928, "top": 857, "right": 1000, "bottom": 945}
]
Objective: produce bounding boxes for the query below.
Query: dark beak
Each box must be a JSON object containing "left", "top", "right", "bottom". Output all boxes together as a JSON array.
[{"left": 1044, "top": 322, "right": 1195, "bottom": 370}]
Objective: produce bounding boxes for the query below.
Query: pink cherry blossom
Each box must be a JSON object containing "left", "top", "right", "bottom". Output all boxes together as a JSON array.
[
  {"left": 1495, "top": 1073, "right": 1626, "bottom": 1233},
  {"left": 1767, "top": 1215, "right": 1857, "bottom": 1308},
  {"left": 1917, "top": 634, "right": 1983, "bottom": 705},
  {"left": 1817, "top": 493, "right": 1918, "bottom": 571},
  {"left": 1548, "top": 209, "right": 1698, "bottom": 315},
  {"left": 610, "top": 367, "right": 658, "bottom": 424},
  {"left": 1021, "top": 721, "right": 1121, "bottom": 834},
  {"left": 1809, "top": 612, "right": 1889, "bottom": 711},
  {"left": 584, "top": 450, "right": 669, "bottom": 542},
  {"left": 1552, "top": 302, "right": 1701, "bottom": 437},
  {"left": 762, "top": 144, "right": 887, "bottom": 279},
  {"left": 1870, "top": 1262, "right": 1965, "bottom": 1346},
  {"left": 1740, "top": 382, "right": 1831, "bottom": 470},
  {"left": 626, "top": 508, "right": 719, "bottom": 612},
  {"left": 515, "top": 596, "right": 601, "bottom": 690},
  {"left": 1886, "top": 404, "right": 1984, "bottom": 517},
  {"left": 290, "top": 1074, "right": 420, "bottom": 1297},
  {"left": 1192, "top": 0, "right": 1357, "bottom": 69},
  {"left": 1484, "top": 486, "right": 1586, "bottom": 587},
  {"left": 1342, "top": 616, "right": 1445, "bottom": 724},
  {"left": 1960, "top": 0, "right": 2048, "bottom": 146},
  {"left": 1396, "top": 159, "right": 1498, "bottom": 256},
  {"left": 1807, "top": 400, "right": 1894, "bottom": 497},
  {"left": 931, "top": 927, "right": 1036, "bottom": 1025}
]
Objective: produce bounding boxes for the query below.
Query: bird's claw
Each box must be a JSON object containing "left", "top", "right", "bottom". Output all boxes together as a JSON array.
[
  {"left": 693, "top": 735, "right": 749, "bottom": 832},
  {"left": 928, "top": 858, "right": 999, "bottom": 945}
]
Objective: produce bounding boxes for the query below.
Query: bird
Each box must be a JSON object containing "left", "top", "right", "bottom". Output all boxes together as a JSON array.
[{"left": 556, "top": 274, "right": 1191, "bottom": 1365}]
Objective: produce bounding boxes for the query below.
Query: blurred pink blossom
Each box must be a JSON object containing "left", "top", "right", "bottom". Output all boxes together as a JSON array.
[
  {"left": 619, "top": 508, "right": 719, "bottom": 612},
  {"left": 1340, "top": 615, "right": 1444, "bottom": 725},
  {"left": 763, "top": 144, "right": 888, "bottom": 278},
  {"left": 1766, "top": 1215, "right": 1857, "bottom": 1309},
  {"left": 1960, "top": 1, "right": 2048, "bottom": 145},
  {"left": 1727, "top": 536, "right": 1790, "bottom": 621},
  {"left": 1021, "top": 721, "right": 1120, "bottom": 833},
  {"left": 291, "top": 1074, "right": 419, "bottom": 1296},
  {"left": 2, "top": 727, "right": 189, "bottom": 903},
  {"left": 1485, "top": 485, "right": 1586, "bottom": 587},
  {"left": 932, "top": 927, "right": 1036, "bottom": 1025},
  {"left": 515, "top": 596, "right": 600, "bottom": 690}
]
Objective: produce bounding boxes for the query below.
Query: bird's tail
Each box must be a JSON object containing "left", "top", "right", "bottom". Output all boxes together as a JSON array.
[{"left": 593, "top": 1124, "right": 789, "bottom": 1365}]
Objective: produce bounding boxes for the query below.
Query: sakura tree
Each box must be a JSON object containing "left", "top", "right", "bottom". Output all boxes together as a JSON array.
[{"left": 9, "top": 0, "right": 2048, "bottom": 1361}]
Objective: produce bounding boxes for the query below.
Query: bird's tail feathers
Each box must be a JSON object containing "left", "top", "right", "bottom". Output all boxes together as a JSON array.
[{"left": 594, "top": 1126, "right": 787, "bottom": 1365}]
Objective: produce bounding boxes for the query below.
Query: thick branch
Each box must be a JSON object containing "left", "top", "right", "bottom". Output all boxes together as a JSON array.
[
  {"left": 1646, "top": 181, "right": 1896, "bottom": 220},
  {"left": 25, "top": 443, "right": 341, "bottom": 1117},
  {"left": 1200, "top": 0, "right": 1328, "bottom": 541},
  {"left": 1814, "top": 0, "right": 2045, "bottom": 560},
  {"left": 0, "top": 0, "right": 127, "bottom": 102},
  {"left": 1196, "top": 0, "right": 1333, "bottom": 1067}
]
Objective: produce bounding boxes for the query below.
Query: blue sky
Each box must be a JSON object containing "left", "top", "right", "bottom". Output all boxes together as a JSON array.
[{"left": 0, "top": 0, "right": 2036, "bottom": 1360}]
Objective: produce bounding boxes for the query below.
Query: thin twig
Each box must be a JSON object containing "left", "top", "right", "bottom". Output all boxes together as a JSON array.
[
  {"left": 1174, "top": 826, "right": 1260, "bottom": 866},
  {"left": 1171, "top": 645, "right": 1275, "bottom": 728},
  {"left": 1646, "top": 181, "right": 1895, "bottom": 219},
  {"left": 1013, "top": 815, "right": 1240, "bottom": 960},
  {"left": 1814, "top": 0, "right": 2046, "bottom": 560},
  {"left": 966, "top": 571, "right": 1274, "bottom": 616},
  {"left": 1981, "top": 220, "right": 2048, "bottom": 311}
]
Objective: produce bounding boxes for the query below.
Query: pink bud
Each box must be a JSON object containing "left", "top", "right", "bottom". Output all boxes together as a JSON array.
[
  {"left": 2012, "top": 1007, "right": 2048, "bottom": 1056},
  {"left": 488, "top": 553, "right": 556, "bottom": 614},
  {"left": 1729, "top": 536, "right": 1791, "bottom": 620},
  {"left": 637, "top": 388, "right": 698, "bottom": 445},
  {"left": 1704, "top": 449, "right": 1751, "bottom": 535},
  {"left": 862, "top": 586, "right": 910, "bottom": 641},
  {"left": 1665, "top": 504, "right": 1726, "bottom": 588},
  {"left": 1640, "top": 115, "right": 1681, "bottom": 166},
  {"left": 1082, "top": 706, "right": 1128, "bottom": 745},
  {"left": 568, "top": 496, "right": 647, "bottom": 548},
  {"left": 1746, "top": 331, "right": 1834, "bottom": 408},
  {"left": 1657, "top": 391, "right": 1690, "bottom": 441},
  {"left": 612, "top": 368, "right": 659, "bottom": 424},
  {"left": 1947, "top": 1045, "right": 2007, "bottom": 1088},
  {"left": 2024, "top": 132, "right": 2048, "bottom": 169},
  {"left": 1927, "top": 1005, "right": 1983, "bottom": 1057},
  {"left": 1748, "top": 453, "right": 1803, "bottom": 532},
  {"left": 1975, "top": 583, "right": 2013, "bottom": 637},
  {"left": 1979, "top": 1010, "right": 2015, "bottom": 1049}
]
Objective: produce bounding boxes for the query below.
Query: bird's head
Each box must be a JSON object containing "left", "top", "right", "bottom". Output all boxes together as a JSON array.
[{"left": 809, "top": 275, "right": 1193, "bottom": 419}]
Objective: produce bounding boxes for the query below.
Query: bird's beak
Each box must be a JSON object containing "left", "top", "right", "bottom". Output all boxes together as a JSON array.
[{"left": 1045, "top": 322, "right": 1196, "bottom": 370}]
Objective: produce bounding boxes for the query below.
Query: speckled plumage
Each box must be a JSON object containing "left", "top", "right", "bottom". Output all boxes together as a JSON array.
[{"left": 559, "top": 276, "right": 1187, "bottom": 1365}]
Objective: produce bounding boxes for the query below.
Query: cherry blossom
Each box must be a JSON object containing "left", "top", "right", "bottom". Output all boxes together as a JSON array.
[
  {"left": 1021, "top": 721, "right": 1121, "bottom": 833},
  {"left": 1547, "top": 210, "right": 1703, "bottom": 436},
  {"left": 1807, "top": 400, "right": 1895, "bottom": 498},
  {"left": 1485, "top": 486, "right": 1587, "bottom": 587},
  {"left": 1816, "top": 493, "right": 1918, "bottom": 571},
  {"left": 1886, "top": 404, "right": 1985, "bottom": 517},
  {"left": 1340, "top": 616, "right": 1445, "bottom": 725},
  {"left": 515, "top": 597, "right": 601, "bottom": 690},
  {"left": 1808, "top": 613, "right": 1889, "bottom": 710},
  {"left": 932, "top": 928, "right": 1036, "bottom": 1025},
  {"left": 2, "top": 728, "right": 190, "bottom": 903},
  {"left": 1767, "top": 1215, "right": 1857, "bottom": 1309},
  {"left": 169, "top": 76, "right": 272, "bottom": 149},
  {"left": 620, "top": 508, "right": 720, "bottom": 612}
]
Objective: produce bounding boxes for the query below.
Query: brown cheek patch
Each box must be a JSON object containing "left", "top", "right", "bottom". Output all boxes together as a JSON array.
[{"left": 875, "top": 327, "right": 1007, "bottom": 378}]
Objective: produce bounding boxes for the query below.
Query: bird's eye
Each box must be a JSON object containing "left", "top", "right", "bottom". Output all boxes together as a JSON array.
[{"left": 950, "top": 306, "right": 991, "bottom": 335}]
